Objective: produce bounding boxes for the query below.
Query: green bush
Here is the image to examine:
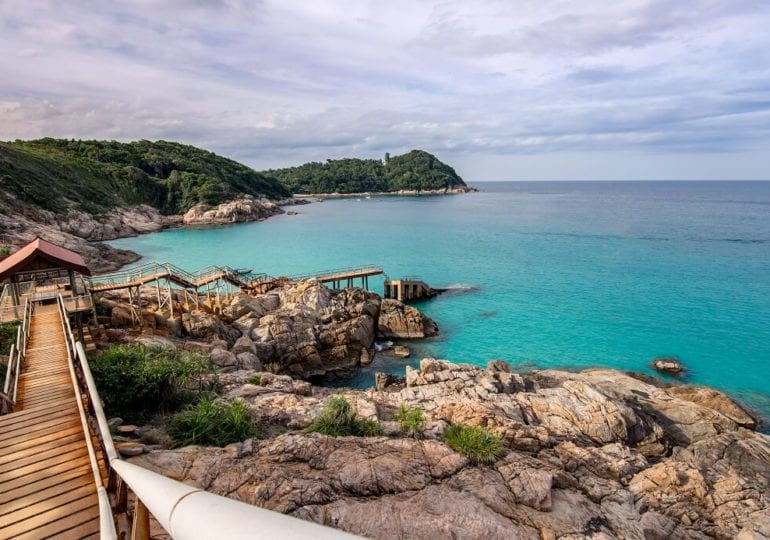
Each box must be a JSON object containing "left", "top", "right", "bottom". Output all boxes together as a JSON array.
[
  {"left": 247, "top": 374, "right": 261, "bottom": 385},
  {"left": 0, "top": 322, "right": 19, "bottom": 355},
  {"left": 396, "top": 404, "right": 425, "bottom": 436},
  {"left": 306, "top": 396, "right": 383, "bottom": 437},
  {"left": 169, "top": 397, "right": 259, "bottom": 447},
  {"left": 89, "top": 344, "right": 213, "bottom": 421},
  {"left": 443, "top": 424, "right": 503, "bottom": 464}
]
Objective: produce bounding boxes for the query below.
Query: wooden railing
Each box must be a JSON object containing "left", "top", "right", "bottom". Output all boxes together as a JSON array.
[
  {"left": 56, "top": 294, "right": 357, "bottom": 539},
  {"left": 1, "top": 299, "right": 31, "bottom": 414}
]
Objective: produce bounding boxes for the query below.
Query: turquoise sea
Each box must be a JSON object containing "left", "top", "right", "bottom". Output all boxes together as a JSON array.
[{"left": 108, "top": 181, "right": 770, "bottom": 423}]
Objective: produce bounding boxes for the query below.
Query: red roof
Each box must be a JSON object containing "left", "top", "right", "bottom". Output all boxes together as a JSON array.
[{"left": 0, "top": 237, "right": 91, "bottom": 282}]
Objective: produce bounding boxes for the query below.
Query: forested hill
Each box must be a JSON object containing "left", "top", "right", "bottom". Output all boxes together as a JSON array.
[
  {"left": 263, "top": 149, "right": 467, "bottom": 194},
  {"left": 0, "top": 138, "right": 290, "bottom": 214}
]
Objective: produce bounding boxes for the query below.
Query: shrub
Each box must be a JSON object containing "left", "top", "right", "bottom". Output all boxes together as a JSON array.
[
  {"left": 169, "top": 397, "right": 259, "bottom": 447},
  {"left": 306, "top": 396, "right": 383, "bottom": 437},
  {"left": 396, "top": 404, "right": 425, "bottom": 437},
  {"left": 90, "top": 344, "right": 213, "bottom": 421},
  {"left": 443, "top": 424, "right": 503, "bottom": 464},
  {"left": 0, "top": 322, "right": 19, "bottom": 355},
  {"left": 247, "top": 374, "right": 261, "bottom": 385}
]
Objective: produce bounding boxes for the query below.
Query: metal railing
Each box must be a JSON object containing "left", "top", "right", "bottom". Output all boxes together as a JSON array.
[
  {"left": 289, "top": 264, "right": 383, "bottom": 282},
  {"left": 56, "top": 294, "right": 358, "bottom": 539},
  {"left": 1, "top": 299, "right": 31, "bottom": 414}
]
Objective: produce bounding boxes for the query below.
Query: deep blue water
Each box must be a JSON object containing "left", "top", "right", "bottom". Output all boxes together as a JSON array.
[{"left": 108, "top": 181, "right": 770, "bottom": 421}]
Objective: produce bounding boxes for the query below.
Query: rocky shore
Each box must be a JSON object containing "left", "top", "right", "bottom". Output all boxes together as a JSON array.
[
  {"left": 296, "top": 186, "right": 477, "bottom": 199},
  {"left": 128, "top": 359, "right": 769, "bottom": 539},
  {"left": 100, "top": 279, "right": 438, "bottom": 379},
  {"left": 0, "top": 195, "right": 306, "bottom": 272},
  {"left": 90, "top": 277, "right": 770, "bottom": 539}
]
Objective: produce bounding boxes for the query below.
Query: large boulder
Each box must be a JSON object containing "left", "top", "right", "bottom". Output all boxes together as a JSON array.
[
  {"left": 182, "top": 196, "right": 283, "bottom": 225},
  {"left": 378, "top": 299, "right": 438, "bottom": 339}
]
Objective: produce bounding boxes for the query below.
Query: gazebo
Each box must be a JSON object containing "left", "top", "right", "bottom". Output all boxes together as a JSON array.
[{"left": 0, "top": 238, "right": 92, "bottom": 320}]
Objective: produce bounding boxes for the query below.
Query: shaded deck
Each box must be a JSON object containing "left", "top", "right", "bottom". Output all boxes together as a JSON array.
[{"left": 0, "top": 304, "right": 100, "bottom": 539}]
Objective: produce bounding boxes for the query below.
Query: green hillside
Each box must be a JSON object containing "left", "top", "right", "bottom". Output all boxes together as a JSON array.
[
  {"left": 0, "top": 138, "right": 290, "bottom": 214},
  {"left": 264, "top": 149, "right": 466, "bottom": 194}
]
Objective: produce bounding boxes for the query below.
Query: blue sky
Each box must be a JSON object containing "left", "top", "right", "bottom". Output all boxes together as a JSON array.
[{"left": 1, "top": 0, "right": 769, "bottom": 180}]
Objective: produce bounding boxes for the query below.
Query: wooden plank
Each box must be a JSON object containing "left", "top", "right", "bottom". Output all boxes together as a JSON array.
[
  {"left": 0, "top": 425, "right": 84, "bottom": 455},
  {"left": 0, "top": 473, "right": 93, "bottom": 516},
  {"left": 1, "top": 483, "right": 96, "bottom": 527},
  {"left": 0, "top": 438, "right": 87, "bottom": 470},
  {"left": 1, "top": 498, "right": 98, "bottom": 539},
  {"left": 0, "top": 447, "right": 89, "bottom": 485},
  {"left": 0, "top": 431, "right": 88, "bottom": 466},
  {"left": 46, "top": 518, "right": 101, "bottom": 540},
  {"left": 0, "top": 464, "right": 91, "bottom": 503},
  {"left": 0, "top": 416, "right": 81, "bottom": 449},
  {"left": 0, "top": 456, "right": 92, "bottom": 499},
  {"left": 0, "top": 403, "right": 75, "bottom": 428},
  {"left": 0, "top": 411, "right": 79, "bottom": 439}
]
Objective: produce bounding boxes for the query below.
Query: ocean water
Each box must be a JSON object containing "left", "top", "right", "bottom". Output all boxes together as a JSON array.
[{"left": 108, "top": 181, "right": 770, "bottom": 422}]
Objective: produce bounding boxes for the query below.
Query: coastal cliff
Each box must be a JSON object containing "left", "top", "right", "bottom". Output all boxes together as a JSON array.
[{"left": 129, "top": 359, "right": 769, "bottom": 539}]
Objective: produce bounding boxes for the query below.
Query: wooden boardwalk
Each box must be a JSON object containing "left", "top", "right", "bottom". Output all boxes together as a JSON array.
[{"left": 0, "top": 304, "right": 100, "bottom": 539}]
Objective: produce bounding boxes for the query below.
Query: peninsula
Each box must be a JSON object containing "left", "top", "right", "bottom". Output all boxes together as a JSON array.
[{"left": 0, "top": 140, "right": 473, "bottom": 271}]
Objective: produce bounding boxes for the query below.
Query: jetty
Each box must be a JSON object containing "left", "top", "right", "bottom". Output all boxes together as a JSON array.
[
  {"left": 0, "top": 238, "right": 353, "bottom": 539},
  {"left": 384, "top": 277, "right": 437, "bottom": 301}
]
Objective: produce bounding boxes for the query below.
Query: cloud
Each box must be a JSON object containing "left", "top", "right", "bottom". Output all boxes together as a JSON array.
[{"left": 0, "top": 0, "right": 769, "bottom": 179}]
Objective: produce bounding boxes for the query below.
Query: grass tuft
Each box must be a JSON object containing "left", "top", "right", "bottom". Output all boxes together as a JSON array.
[
  {"left": 169, "top": 397, "right": 259, "bottom": 447},
  {"left": 443, "top": 423, "right": 503, "bottom": 464},
  {"left": 395, "top": 404, "right": 425, "bottom": 437},
  {"left": 247, "top": 374, "right": 262, "bottom": 385},
  {"left": 306, "top": 396, "right": 383, "bottom": 437}
]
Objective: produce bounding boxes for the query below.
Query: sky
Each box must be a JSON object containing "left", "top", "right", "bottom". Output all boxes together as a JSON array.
[{"left": 1, "top": 0, "right": 769, "bottom": 181}]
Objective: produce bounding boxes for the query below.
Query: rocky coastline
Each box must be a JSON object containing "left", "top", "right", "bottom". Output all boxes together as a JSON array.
[
  {"left": 295, "top": 185, "right": 477, "bottom": 199},
  {"left": 126, "top": 358, "right": 769, "bottom": 539},
  {"left": 0, "top": 195, "right": 307, "bottom": 273},
  {"left": 92, "top": 279, "right": 769, "bottom": 539}
]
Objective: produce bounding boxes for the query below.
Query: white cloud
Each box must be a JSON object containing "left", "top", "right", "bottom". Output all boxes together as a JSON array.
[{"left": 0, "top": 0, "right": 769, "bottom": 179}]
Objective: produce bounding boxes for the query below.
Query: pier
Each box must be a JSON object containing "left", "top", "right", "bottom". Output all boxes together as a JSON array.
[
  {"left": 290, "top": 265, "right": 383, "bottom": 289},
  {"left": 384, "top": 277, "right": 436, "bottom": 301}
]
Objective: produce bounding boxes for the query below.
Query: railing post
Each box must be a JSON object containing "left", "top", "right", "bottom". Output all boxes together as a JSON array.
[{"left": 131, "top": 499, "right": 150, "bottom": 540}]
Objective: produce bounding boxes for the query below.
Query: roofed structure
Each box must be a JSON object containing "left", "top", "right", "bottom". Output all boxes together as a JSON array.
[
  {"left": 0, "top": 237, "right": 91, "bottom": 282},
  {"left": 0, "top": 238, "right": 92, "bottom": 317}
]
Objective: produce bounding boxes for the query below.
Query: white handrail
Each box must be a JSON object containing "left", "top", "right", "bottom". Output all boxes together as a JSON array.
[
  {"left": 110, "top": 460, "right": 357, "bottom": 540},
  {"left": 1, "top": 299, "right": 31, "bottom": 410}
]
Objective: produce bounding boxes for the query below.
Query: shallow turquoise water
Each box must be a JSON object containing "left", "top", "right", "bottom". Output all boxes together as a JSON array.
[{"left": 108, "top": 181, "right": 770, "bottom": 421}]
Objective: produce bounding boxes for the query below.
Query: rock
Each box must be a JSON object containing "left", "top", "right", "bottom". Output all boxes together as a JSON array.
[
  {"left": 374, "top": 372, "right": 406, "bottom": 392},
  {"left": 111, "top": 305, "right": 134, "bottom": 327},
  {"left": 116, "top": 424, "right": 139, "bottom": 435},
  {"left": 182, "top": 312, "right": 239, "bottom": 343},
  {"left": 254, "top": 283, "right": 381, "bottom": 378},
  {"left": 116, "top": 441, "right": 147, "bottom": 457},
  {"left": 108, "top": 417, "right": 124, "bottom": 430},
  {"left": 389, "top": 345, "right": 410, "bottom": 358},
  {"left": 231, "top": 335, "right": 256, "bottom": 356},
  {"left": 236, "top": 352, "right": 262, "bottom": 370},
  {"left": 127, "top": 362, "right": 770, "bottom": 540},
  {"left": 378, "top": 299, "right": 438, "bottom": 339},
  {"left": 652, "top": 356, "right": 684, "bottom": 374},
  {"left": 487, "top": 360, "right": 512, "bottom": 372},
  {"left": 182, "top": 196, "right": 283, "bottom": 225},
  {"left": 210, "top": 348, "right": 238, "bottom": 371}
]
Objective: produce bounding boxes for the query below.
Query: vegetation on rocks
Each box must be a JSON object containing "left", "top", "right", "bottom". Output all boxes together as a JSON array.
[
  {"left": 169, "top": 397, "right": 259, "bottom": 447},
  {"left": 443, "top": 423, "right": 503, "bottom": 464},
  {"left": 306, "top": 396, "right": 384, "bottom": 437},
  {"left": 247, "top": 373, "right": 262, "bottom": 385},
  {"left": 90, "top": 344, "right": 213, "bottom": 421},
  {"left": 0, "top": 138, "right": 290, "bottom": 214},
  {"left": 395, "top": 404, "right": 425, "bottom": 437},
  {"left": 264, "top": 149, "right": 466, "bottom": 194}
]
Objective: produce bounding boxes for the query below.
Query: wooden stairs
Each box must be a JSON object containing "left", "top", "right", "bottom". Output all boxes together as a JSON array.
[{"left": 0, "top": 303, "right": 100, "bottom": 539}]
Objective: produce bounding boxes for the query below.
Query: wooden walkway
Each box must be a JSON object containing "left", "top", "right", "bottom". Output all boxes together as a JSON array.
[{"left": 0, "top": 303, "right": 100, "bottom": 539}]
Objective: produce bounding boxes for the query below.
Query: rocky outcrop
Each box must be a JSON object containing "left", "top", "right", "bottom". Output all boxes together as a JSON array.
[
  {"left": 131, "top": 360, "right": 770, "bottom": 539},
  {"left": 0, "top": 194, "right": 301, "bottom": 272},
  {"left": 378, "top": 298, "right": 438, "bottom": 339},
  {"left": 182, "top": 196, "right": 282, "bottom": 225},
  {"left": 652, "top": 356, "right": 684, "bottom": 374}
]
